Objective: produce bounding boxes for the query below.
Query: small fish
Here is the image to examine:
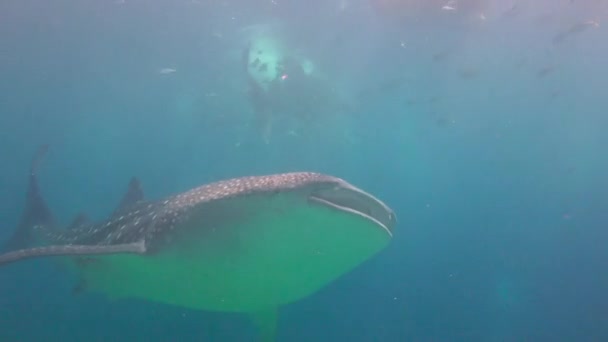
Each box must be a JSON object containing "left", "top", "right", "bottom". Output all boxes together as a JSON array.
[
  {"left": 159, "top": 68, "right": 177, "bottom": 74},
  {"left": 537, "top": 65, "right": 557, "bottom": 78},
  {"left": 459, "top": 68, "right": 479, "bottom": 80},
  {"left": 553, "top": 20, "right": 599, "bottom": 45},
  {"left": 432, "top": 49, "right": 452, "bottom": 62},
  {"left": 501, "top": 5, "right": 520, "bottom": 19}
]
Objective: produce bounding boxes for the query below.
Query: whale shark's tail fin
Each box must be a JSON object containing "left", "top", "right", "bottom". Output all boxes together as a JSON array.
[{"left": 2, "top": 145, "right": 54, "bottom": 251}]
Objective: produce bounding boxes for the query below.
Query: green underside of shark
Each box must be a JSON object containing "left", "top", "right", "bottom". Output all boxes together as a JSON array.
[
  {"left": 80, "top": 193, "right": 390, "bottom": 312},
  {"left": 75, "top": 193, "right": 390, "bottom": 340}
]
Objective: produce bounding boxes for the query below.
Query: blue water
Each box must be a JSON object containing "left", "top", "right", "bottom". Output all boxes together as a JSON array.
[{"left": 1, "top": 0, "right": 607, "bottom": 340}]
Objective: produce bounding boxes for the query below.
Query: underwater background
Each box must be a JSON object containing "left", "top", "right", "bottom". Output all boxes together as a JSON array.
[{"left": 1, "top": 0, "right": 607, "bottom": 341}]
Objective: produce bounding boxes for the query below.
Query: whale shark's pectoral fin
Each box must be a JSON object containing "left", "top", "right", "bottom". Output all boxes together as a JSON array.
[
  {"left": 0, "top": 240, "right": 147, "bottom": 266},
  {"left": 252, "top": 307, "right": 279, "bottom": 342}
]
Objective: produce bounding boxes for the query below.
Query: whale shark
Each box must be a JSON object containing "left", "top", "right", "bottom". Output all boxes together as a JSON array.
[{"left": 0, "top": 147, "right": 396, "bottom": 341}]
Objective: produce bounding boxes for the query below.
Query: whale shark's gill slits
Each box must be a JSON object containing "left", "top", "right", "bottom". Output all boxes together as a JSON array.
[{"left": 0, "top": 240, "right": 147, "bottom": 266}]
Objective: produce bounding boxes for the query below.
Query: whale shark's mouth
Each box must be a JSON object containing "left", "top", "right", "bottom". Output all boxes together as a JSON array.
[{"left": 308, "top": 181, "right": 396, "bottom": 237}]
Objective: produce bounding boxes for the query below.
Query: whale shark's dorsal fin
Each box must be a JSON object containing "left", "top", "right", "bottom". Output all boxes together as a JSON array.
[
  {"left": 2, "top": 145, "right": 54, "bottom": 251},
  {"left": 112, "top": 177, "right": 144, "bottom": 216}
]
